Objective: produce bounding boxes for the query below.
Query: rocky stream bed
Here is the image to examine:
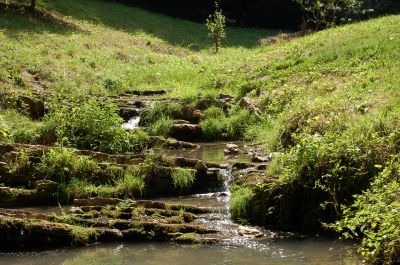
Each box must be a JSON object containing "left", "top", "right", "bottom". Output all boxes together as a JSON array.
[{"left": 0, "top": 91, "right": 359, "bottom": 264}]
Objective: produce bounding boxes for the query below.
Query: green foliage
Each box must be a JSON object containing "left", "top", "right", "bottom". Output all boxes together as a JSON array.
[
  {"left": 200, "top": 106, "right": 255, "bottom": 140},
  {"left": 129, "top": 129, "right": 150, "bottom": 151},
  {"left": 0, "top": 114, "right": 10, "bottom": 142},
  {"left": 205, "top": 2, "right": 226, "bottom": 52},
  {"left": 41, "top": 100, "right": 132, "bottom": 153},
  {"left": 141, "top": 103, "right": 182, "bottom": 125},
  {"left": 171, "top": 168, "right": 195, "bottom": 191},
  {"left": 36, "top": 149, "right": 99, "bottom": 182},
  {"left": 66, "top": 178, "right": 115, "bottom": 198},
  {"left": 294, "top": 0, "right": 362, "bottom": 30},
  {"left": 336, "top": 158, "right": 400, "bottom": 264},
  {"left": 200, "top": 117, "right": 224, "bottom": 140},
  {"left": 148, "top": 116, "right": 173, "bottom": 137},
  {"left": 225, "top": 108, "right": 255, "bottom": 139},
  {"left": 115, "top": 171, "right": 145, "bottom": 198},
  {"left": 230, "top": 187, "right": 254, "bottom": 222}
]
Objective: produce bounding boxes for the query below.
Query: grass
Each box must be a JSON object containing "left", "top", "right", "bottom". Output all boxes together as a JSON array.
[
  {"left": 230, "top": 187, "right": 254, "bottom": 222},
  {"left": 115, "top": 171, "right": 145, "bottom": 198},
  {"left": 171, "top": 168, "right": 195, "bottom": 191},
  {"left": 0, "top": 0, "right": 275, "bottom": 101}
]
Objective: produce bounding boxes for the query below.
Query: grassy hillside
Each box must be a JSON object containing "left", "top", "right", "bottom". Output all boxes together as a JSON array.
[
  {"left": 0, "top": 0, "right": 275, "bottom": 100},
  {"left": 1, "top": 0, "right": 400, "bottom": 263}
]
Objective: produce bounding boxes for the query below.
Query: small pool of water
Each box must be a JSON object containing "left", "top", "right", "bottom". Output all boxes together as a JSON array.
[
  {"left": 163, "top": 141, "right": 252, "bottom": 164},
  {"left": 0, "top": 240, "right": 359, "bottom": 265}
]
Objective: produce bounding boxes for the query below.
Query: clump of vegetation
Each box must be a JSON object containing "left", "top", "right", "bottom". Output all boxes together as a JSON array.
[
  {"left": 141, "top": 103, "right": 182, "bottom": 125},
  {"left": 200, "top": 106, "right": 256, "bottom": 140},
  {"left": 230, "top": 187, "right": 254, "bottom": 222},
  {"left": 66, "top": 178, "right": 115, "bottom": 199},
  {"left": 171, "top": 168, "right": 195, "bottom": 191},
  {"left": 36, "top": 149, "right": 100, "bottom": 183},
  {"left": 225, "top": 108, "right": 255, "bottom": 139},
  {"left": 336, "top": 158, "right": 400, "bottom": 264},
  {"left": 41, "top": 100, "right": 132, "bottom": 153},
  {"left": 148, "top": 116, "right": 173, "bottom": 137},
  {"left": 115, "top": 171, "right": 145, "bottom": 198},
  {"left": 205, "top": 2, "right": 226, "bottom": 53},
  {"left": 294, "top": 0, "right": 362, "bottom": 30},
  {"left": 0, "top": 114, "right": 10, "bottom": 142}
]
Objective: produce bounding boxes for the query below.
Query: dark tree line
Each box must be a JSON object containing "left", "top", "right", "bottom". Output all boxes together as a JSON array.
[
  {"left": 105, "top": 0, "right": 303, "bottom": 29},
  {"left": 106, "top": 0, "right": 400, "bottom": 29}
]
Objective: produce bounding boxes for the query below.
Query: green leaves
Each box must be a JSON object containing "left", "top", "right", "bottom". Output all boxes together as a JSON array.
[
  {"left": 41, "top": 100, "right": 133, "bottom": 154},
  {"left": 205, "top": 2, "right": 226, "bottom": 53},
  {"left": 336, "top": 158, "right": 400, "bottom": 263}
]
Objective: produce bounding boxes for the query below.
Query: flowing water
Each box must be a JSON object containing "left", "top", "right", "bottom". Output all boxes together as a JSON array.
[
  {"left": 0, "top": 142, "right": 361, "bottom": 265},
  {"left": 122, "top": 116, "right": 141, "bottom": 130}
]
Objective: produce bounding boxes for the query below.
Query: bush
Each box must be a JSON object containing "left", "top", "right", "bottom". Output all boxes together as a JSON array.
[
  {"left": 41, "top": 100, "right": 132, "bottom": 153},
  {"left": 230, "top": 187, "right": 254, "bottom": 222},
  {"left": 171, "top": 168, "right": 195, "bottom": 191},
  {"left": 148, "top": 116, "right": 173, "bottom": 137},
  {"left": 336, "top": 158, "right": 400, "bottom": 264},
  {"left": 36, "top": 149, "right": 100, "bottom": 183}
]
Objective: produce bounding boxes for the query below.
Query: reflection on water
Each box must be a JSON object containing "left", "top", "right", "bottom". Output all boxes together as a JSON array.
[
  {"left": 163, "top": 142, "right": 251, "bottom": 164},
  {"left": 0, "top": 240, "right": 359, "bottom": 265}
]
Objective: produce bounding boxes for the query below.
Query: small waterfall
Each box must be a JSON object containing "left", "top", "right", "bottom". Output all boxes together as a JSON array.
[{"left": 122, "top": 116, "right": 141, "bottom": 130}]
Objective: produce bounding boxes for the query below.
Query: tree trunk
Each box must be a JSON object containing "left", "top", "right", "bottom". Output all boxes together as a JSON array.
[{"left": 31, "top": 0, "right": 36, "bottom": 12}]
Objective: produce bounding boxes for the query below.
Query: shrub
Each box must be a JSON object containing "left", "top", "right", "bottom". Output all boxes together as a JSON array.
[
  {"left": 205, "top": 2, "right": 226, "bottom": 52},
  {"left": 336, "top": 158, "right": 400, "bottom": 264},
  {"left": 230, "top": 187, "right": 254, "bottom": 222},
  {"left": 171, "top": 168, "right": 195, "bottom": 191},
  {"left": 148, "top": 116, "right": 173, "bottom": 137},
  {"left": 115, "top": 171, "right": 145, "bottom": 198},
  {"left": 36, "top": 149, "right": 99, "bottom": 183},
  {"left": 41, "top": 100, "right": 132, "bottom": 153}
]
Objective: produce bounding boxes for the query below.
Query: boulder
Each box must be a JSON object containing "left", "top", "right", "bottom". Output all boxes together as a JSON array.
[
  {"left": 224, "top": 143, "right": 240, "bottom": 155},
  {"left": 194, "top": 160, "right": 208, "bottom": 172},
  {"left": 239, "top": 97, "right": 261, "bottom": 115},
  {"left": 237, "top": 225, "right": 264, "bottom": 238},
  {"left": 170, "top": 123, "right": 202, "bottom": 141},
  {"left": 34, "top": 180, "right": 59, "bottom": 193},
  {"left": 252, "top": 153, "right": 270, "bottom": 163},
  {"left": 18, "top": 96, "right": 46, "bottom": 119}
]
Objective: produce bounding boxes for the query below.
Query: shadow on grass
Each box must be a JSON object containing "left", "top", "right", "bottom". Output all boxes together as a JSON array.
[
  {"left": 41, "top": 0, "right": 278, "bottom": 49},
  {"left": 0, "top": 2, "right": 80, "bottom": 38}
]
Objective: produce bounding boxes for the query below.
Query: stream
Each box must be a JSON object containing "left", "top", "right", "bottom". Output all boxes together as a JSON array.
[{"left": 0, "top": 142, "right": 359, "bottom": 265}]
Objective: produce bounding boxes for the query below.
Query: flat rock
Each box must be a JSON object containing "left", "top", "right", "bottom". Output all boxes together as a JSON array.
[{"left": 237, "top": 225, "right": 264, "bottom": 238}]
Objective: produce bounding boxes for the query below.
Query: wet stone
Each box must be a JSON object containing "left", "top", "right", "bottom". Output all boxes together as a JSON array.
[{"left": 224, "top": 143, "right": 240, "bottom": 155}]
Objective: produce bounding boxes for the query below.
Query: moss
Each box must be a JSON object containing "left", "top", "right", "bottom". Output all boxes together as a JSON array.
[
  {"left": 173, "top": 232, "right": 201, "bottom": 243},
  {"left": 69, "top": 226, "right": 97, "bottom": 246}
]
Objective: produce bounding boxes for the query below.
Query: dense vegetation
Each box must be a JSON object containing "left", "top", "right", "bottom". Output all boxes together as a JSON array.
[{"left": 1, "top": 0, "right": 400, "bottom": 263}]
